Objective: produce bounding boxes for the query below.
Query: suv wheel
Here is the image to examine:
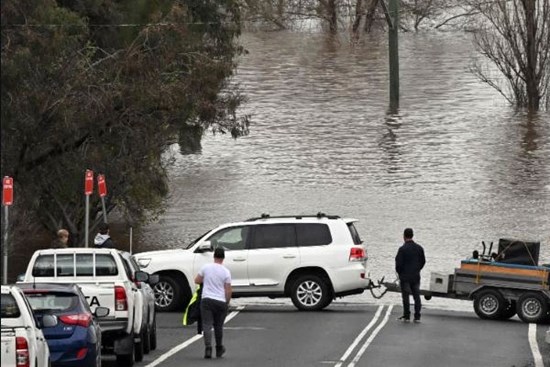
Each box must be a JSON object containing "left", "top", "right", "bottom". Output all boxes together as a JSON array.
[
  {"left": 290, "top": 275, "right": 331, "bottom": 311},
  {"left": 154, "top": 275, "right": 185, "bottom": 312}
]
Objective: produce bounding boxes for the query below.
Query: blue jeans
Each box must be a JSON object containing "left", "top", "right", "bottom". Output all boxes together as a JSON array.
[{"left": 400, "top": 280, "right": 421, "bottom": 320}]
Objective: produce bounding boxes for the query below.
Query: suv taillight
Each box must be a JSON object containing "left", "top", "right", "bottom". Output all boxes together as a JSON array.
[
  {"left": 349, "top": 247, "right": 366, "bottom": 261},
  {"left": 16, "top": 337, "right": 29, "bottom": 367},
  {"left": 115, "top": 286, "right": 128, "bottom": 311},
  {"left": 59, "top": 313, "right": 92, "bottom": 328}
]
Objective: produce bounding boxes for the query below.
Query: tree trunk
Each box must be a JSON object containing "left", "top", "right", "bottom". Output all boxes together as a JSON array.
[
  {"left": 327, "top": 0, "right": 338, "bottom": 33},
  {"left": 352, "top": 0, "right": 364, "bottom": 34},
  {"left": 522, "top": 0, "right": 540, "bottom": 111},
  {"left": 364, "top": 0, "right": 379, "bottom": 33}
]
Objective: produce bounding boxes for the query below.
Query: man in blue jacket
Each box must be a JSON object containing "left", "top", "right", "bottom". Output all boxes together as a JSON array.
[{"left": 395, "top": 228, "right": 426, "bottom": 323}]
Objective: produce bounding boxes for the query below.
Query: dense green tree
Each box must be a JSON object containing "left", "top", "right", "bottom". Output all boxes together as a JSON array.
[{"left": 1, "top": 0, "right": 250, "bottom": 245}]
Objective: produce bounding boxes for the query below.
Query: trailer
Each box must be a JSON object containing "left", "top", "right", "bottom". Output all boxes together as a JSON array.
[{"left": 382, "top": 239, "right": 550, "bottom": 323}]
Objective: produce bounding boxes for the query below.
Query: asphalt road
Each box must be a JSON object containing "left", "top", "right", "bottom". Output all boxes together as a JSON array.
[{"left": 103, "top": 301, "right": 550, "bottom": 367}]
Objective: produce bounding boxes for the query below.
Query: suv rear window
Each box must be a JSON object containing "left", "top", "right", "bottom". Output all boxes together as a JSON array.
[
  {"left": 1, "top": 294, "right": 21, "bottom": 318},
  {"left": 347, "top": 222, "right": 363, "bottom": 245},
  {"left": 296, "top": 224, "right": 332, "bottom": 246}
]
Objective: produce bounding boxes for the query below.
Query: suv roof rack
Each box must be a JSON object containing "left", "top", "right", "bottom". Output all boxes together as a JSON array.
[{"left": 245, "top": 212, "right": 341, "bottom": 221}]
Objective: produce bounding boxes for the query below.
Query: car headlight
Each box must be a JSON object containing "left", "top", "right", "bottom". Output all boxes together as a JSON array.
[{"left": 137, "top": 258, "right": 151, "bottom": 268}]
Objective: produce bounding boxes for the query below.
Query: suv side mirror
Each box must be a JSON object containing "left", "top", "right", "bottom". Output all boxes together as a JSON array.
[
  {"left": 196, "top": 241, "right": 213, "bottom": 253},
  {"left": 148, "top": 274, "right": 159, "bottom": 286},
  {"left": 94, "top": 306, "right": 110, "bottom": 318},
  {"left": 135, "top": 271, "right": 149, "bottom": 282},
  {"left": 41, "top": 314, "right": 58, "bottom": 328}
]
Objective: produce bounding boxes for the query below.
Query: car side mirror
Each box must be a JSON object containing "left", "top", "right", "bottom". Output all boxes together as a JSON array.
[
  {"left": 148, "top": 274, "right": 159, "bottom": 286},
  {"left": 94, "top": 306, "right": 110, "bottom": 318},
  {"left": 16, "top": 274, "right": 25, "bottom": 282},
  {"left": 196, "top": 241, "right": 213, "bottom": 253},
  {"left": 135, "top": 271, "right": 149, "bottom": 282},
  {"left": 41, "top": 314, "right": 58, "bottom": 328}
]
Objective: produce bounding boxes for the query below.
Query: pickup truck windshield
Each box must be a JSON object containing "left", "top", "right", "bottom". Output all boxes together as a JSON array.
[{"left": 1, "top": 294, "right": 21, "bottom": 318}]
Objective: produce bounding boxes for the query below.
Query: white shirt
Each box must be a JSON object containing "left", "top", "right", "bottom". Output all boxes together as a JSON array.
[{"left": 198, "top": 263, "right": 231, "bottom": 302}]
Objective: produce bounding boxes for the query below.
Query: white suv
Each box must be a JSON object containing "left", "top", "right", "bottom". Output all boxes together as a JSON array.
[{"left": 135, "top": 213, "right": 369, "bottom": 311}]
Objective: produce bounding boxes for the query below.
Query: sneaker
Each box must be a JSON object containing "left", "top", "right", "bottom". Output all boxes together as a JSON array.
[
  {"left": 397, "top": 316, "right": 410, "bottom": 323},
  {"left": 413, "top": 318, "right": 421, "bottom": 323},
  {"left": 204, "top": 347, "right": 212, "bottom": 359},
  {"left": 216, "top": 345, "right": 226, "bottom": 358}
]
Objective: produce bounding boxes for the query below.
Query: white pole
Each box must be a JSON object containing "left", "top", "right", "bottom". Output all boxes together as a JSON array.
[
  {"left": 85, "top": 195, "right": 89, "bottom": 247},
  {"left": 2, "top": 206, "right": 8, "bottom": 284},
  {"left": 129, "top": 226, "right": 133, "bottom": 254}
]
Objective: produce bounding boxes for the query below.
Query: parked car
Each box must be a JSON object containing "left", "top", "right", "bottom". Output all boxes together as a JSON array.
[
  {"left": 18, "top": 283, "right": 109, "bottom": 367},
  {"left": 1, "top": 285, "right": 55, "bottom": 367},
  {"left": 119, "top": 251, "right": 158, "bottom": 353},
  {"left": 134, "top": 213, "right": 369, "bottom": 312},
  {"left": 19, "top": 248, "right": 156, "bottom": 366}
]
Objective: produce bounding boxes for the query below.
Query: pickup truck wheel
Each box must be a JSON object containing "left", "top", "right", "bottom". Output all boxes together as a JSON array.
[
  {"left": 517, "top": 292, "right": 548, "bottom": 323},
  {"left": 143, "top": 324, "right": 151, "bottom": 354},
  {"left": 150, "top": 318, "right": 157, "bottom": 350},
  {"left": 116, "top": 339, "right": 134, "bottom": 367},
  {"left": 134, "top": 329, "right": 144, "bottom": 362},
  {"left": 473, "top": 289, "right": 505, "bottom": 320},
  {"left": 290, "top": 275, "right": 331, "bottom": 311},
  {"left": 154, "top": 275, "right": 185, "bottom": 312}
]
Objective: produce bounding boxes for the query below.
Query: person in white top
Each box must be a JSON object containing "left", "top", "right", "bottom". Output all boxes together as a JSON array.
[{"left": 194, "top": 247, "right": 232, "bottom": 359}]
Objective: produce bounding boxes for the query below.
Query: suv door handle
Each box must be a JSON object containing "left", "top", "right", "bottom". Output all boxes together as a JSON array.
[
  {"left": 283, "top": 255, "right": 296, "bottom": 259},
  {"left": 232, "top": 258, "right": 246, "bottom": 262}
]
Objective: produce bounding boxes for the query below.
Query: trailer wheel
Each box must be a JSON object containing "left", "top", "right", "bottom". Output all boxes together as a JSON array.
[
  {"left": 473, "top": 289, "right": 505, "bottom": 320},
  {"left": 517, "top": 292, "right": 548, "bottom": 323},
  {"left": 498, "top": 300, "right": 517, "bottom": 320}
]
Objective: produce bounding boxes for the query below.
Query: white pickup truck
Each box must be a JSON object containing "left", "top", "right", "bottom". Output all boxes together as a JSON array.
[
  {"left": 1, "top": 285, "right": 56, "bottom": 367},
  {"left": 19, "top": 248, "right": 156, "bottom": 366}
]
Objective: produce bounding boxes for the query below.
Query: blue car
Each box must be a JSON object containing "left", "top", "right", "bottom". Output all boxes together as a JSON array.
[{"left": 19, "top": 283, "right": 109, "bottom": 367}]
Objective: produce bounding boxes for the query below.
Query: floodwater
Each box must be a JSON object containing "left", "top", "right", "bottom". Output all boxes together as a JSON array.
[
  {"left": 14, "top": 31, "right": 550, "bottom": 303},
  {"left": 132, "top": 30, "right": 550, "bottom": 295}
]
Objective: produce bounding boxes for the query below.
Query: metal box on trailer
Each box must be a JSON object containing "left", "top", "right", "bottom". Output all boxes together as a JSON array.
[{"left": 429, "top": 272, "right": 453, "bottom": 293}]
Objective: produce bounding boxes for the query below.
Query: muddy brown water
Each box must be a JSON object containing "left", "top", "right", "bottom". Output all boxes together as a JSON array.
[{"left": 9, "top": 31, "right": 550, "bottom": 289}]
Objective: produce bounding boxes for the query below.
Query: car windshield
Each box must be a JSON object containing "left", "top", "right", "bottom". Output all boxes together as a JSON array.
[{"left": 184, "top": 229, "right": 212, "bottom": 249}]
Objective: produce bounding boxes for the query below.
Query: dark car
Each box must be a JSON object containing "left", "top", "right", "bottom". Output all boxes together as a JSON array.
[{"left": 18, "top": 283, "right": 109, "bottom": 367}]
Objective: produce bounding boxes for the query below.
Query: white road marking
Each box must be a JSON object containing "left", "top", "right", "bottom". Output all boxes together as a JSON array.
[
  {"left": 348, "top": 304, "right": 393, "bottom": 367},
  {"left": 144, "top": 306, "right": 244, "bottom": 367},
  {"left": 334, "top": 305, "right": 385, "bottom": 367},
  {"left": 528, "top": 323, "right": 544, "bottom": 367}
]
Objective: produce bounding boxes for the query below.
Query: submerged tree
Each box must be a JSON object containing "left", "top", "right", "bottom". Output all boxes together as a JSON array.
[
  {"left": 470, "top": 0, "right": 550, "bottom": 111},
  {"left": 1, "top": 0, "right": 250, "bottom": 244}
]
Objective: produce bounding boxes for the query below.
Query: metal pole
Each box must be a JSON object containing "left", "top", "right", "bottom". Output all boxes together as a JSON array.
[
  {"left": 129, "top": 227, "right": 133, "bottom": 255},
  {"left": 2, "top": 206, "right": 8, "bottom": 284},
  {"left": 388, "top": 0, "right": 400, "bottom": 112},
  {"left": 85, "top": 195, "right": 89, "bottom": 248},
  {"left": 100, "top": 197, "right": 107, "bottom": 223}
]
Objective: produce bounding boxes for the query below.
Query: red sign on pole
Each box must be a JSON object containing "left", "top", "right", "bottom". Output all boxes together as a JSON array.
[
  {"left": 97, "top": 174, "right": 107, "bottom": 198},
  {"left": 2, "top": 176, "right": 13, "bottom": 206},
  {"left": 85, "top": 170, "right": 94, "bottom": 196}
]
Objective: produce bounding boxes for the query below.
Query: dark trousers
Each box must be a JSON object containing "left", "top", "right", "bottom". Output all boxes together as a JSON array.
[
  {"left": 200, "top": 298, "right": 228, "bottom": 348},
  {"left": 400, "top": 280, "right": 421, "bottom": 319}
]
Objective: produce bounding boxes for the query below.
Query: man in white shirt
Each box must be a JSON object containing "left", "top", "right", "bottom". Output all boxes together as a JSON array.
[{"left": 194, "top": 247, "right": 232, "bottom": 359}]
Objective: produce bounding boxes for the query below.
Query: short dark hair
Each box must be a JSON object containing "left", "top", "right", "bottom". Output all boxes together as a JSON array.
[
  {"left": 214, "top": 247, "right": 225, "bottom": 259},
  {"left": 98, "top": 223, "right": 110, "bottom": 235},
  {"left": 404, "top": 228, "right": 414, "bottom": 239}
]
